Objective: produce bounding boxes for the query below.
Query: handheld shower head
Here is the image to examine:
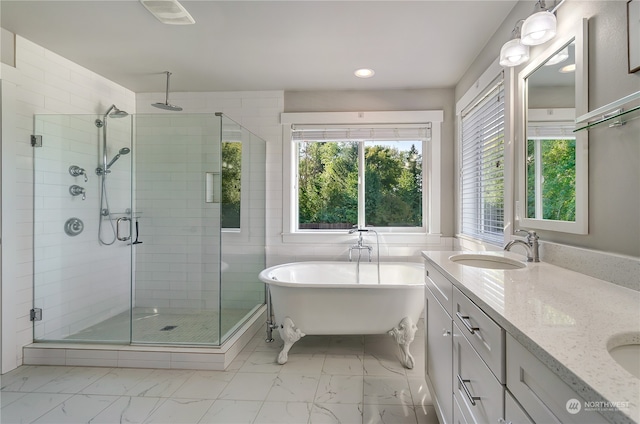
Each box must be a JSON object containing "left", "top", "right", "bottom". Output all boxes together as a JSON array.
[{"left": 106, "top": 147, "right": 131, "bottom": 169}]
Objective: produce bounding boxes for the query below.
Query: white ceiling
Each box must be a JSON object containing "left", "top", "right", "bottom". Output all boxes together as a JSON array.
[{"left": 1, "top": 1, "right": 518, "bottom": 93}]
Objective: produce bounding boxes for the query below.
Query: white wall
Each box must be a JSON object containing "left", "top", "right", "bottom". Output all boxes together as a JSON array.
[
  {"left": 1, "top": 35, "right": 136, "bottom": 371},
  {"left": 456, "top": 0, "right": 640, "bottom": 259}
]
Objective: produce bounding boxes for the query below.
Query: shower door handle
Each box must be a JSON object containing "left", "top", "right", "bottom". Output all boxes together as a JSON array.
[{"left": 116, "top": 217, "right": 132, "bottom": 241}]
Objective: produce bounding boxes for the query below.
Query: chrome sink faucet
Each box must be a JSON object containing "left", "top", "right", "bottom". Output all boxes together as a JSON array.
[{"left": 504, "top": 229, "right": 540, "bottom": 262}]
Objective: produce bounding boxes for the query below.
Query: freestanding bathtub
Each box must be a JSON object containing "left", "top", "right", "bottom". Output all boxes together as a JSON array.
[{"left": 258, "top": 261, "right": 425, "bottom": 368}]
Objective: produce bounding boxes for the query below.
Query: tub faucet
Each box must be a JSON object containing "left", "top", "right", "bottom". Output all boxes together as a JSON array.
[
  {"left": 504, "top": 230, "right": 540, "bottom": 262},
  {"left": 348, "top": 228, "right": 373, "bottom": 262}
]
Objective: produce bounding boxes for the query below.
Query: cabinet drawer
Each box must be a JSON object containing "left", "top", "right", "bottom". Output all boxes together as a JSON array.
[
  {"left": 425, "top": 260, "right": 453, "bottom": 317},
  {"left": 453, "top": 322, "right": 504, "bottom": 424},
  {"left": 505, "top": 390, "right": 534, "bottom": 424},
  {"left": 453, "top": 394, "right": 474, "bottom": 424},
  {"left": 506, "top": 334, "right": 605, "bottom": 424},
  {"left": 454, "top": 286, "right": 505, "bottom": 383}
]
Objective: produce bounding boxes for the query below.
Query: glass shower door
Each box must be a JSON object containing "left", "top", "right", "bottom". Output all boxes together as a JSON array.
[{"left": 33, "top": 114, "right": 133, "bottom": 343}]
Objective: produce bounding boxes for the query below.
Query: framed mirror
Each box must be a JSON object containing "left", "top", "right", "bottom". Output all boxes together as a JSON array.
[{"left": 518, "top": 18, "right": 588, "bottom": 234}]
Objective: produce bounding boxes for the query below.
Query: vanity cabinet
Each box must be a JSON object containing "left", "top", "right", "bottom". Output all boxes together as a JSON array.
[
  {"left": 423, "top": 258, "right": 606, "bottom": 424},
  {"left": 425, "top": 264, "right": 453, "bottom": 424}
]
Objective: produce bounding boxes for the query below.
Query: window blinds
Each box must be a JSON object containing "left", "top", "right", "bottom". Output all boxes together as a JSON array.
[
  {"left": 291, "top": 124, "right": 431, "bottom": 142},
  {"left": 460, "top": 79, "right": 505, "bottom": 245}
]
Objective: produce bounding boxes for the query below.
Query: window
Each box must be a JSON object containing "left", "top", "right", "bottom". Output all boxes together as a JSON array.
[
  {"left": 459, "top": 78, "right": 505, "bottom": 245},
  {"left": 221, "top": 141, "right": 242, "bottom": 228},
  {"left": 293, "top": 127, "right": 428, "bottom": 231}
]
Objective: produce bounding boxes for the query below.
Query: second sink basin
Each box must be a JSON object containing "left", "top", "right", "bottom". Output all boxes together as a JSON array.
[
  {"left": 449, "top": 254, "right": 526, "bottom": 270},
  {"left": 609, "top": 342, "right": 640, "bottom": 379}
]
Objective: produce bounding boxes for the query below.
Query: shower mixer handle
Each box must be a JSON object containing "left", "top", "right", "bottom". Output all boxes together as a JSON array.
[
  {"left": 69, "top": 185, "right": 86, "bottom": 200},
  {"left": 69, "top": 165, "right": 88, "bottom": 182}
]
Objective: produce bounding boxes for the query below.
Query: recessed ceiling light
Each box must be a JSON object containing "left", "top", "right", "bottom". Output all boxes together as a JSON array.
[
  {"left": 354, "top": 68, "right": 375, "bottom": 78},
  {"left": 559, "top": 63, "right": 576, "bottom": 73},
  {"left": 140, "top": 0, "right": 195, "bottom": 25}
]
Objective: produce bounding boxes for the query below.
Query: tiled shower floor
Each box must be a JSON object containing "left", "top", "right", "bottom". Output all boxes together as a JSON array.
[{"left": 65, "top": 308, "right": 254, "bottom": 344}]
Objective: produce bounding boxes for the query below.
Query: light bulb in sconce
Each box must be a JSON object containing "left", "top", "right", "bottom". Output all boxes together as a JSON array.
[
  {"left": 354, "top": 68, "right": 375, "bottom": 78},
  {"left": 500, "top": 39, "right": 530, "bottom": 67},
  {"left": 521, "top": 8, "right": 557, "bottom": 46}
]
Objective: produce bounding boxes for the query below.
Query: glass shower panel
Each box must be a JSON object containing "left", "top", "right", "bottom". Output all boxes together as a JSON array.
[
  {"left": 33, "top": 114, "right": 133, "bottom": 343},
  {"left": 132, "top": 114, "right": 222, "bottom": 345},
  {"left": 219, "top": 115, "right": 266, "bottom": 342}
]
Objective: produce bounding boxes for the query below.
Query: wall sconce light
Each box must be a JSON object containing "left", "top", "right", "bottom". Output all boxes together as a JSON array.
[
  {"left": 500, "top": 21, "right": 530, "bottom": 67},
  {"left": 521, "top": 0, "right": 558, "bottom": 46}
]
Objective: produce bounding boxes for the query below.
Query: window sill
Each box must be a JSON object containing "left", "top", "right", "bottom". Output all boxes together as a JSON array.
[{"left": 281, "top": 231, "right": 443, "bottom": 245}]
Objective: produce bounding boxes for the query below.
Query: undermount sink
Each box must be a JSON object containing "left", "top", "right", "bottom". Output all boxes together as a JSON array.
[
  {"left": 609, "top": 343, "right": 640, "bottom": 379},
  {"left": 449, "top": 254, "right": 527, "bottom": 270}
]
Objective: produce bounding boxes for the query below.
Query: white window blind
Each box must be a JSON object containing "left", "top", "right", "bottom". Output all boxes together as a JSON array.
[
  {"left": 527, "top": 121, "right": 575, "bottom": 139},
  {"left": 460, "top": 79, "right": 505, "bottom": 245},
  {"left": 291, "top": 124, "right": 431, "bottom": 142}
]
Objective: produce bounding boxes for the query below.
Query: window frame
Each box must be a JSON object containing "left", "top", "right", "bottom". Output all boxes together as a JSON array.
[{"left": 280, "top": 111, "right": 443, "bottom": 244}]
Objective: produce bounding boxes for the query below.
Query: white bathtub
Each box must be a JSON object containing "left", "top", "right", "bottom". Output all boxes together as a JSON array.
[{"left": 258, "top": 261, "right": 425, "bottom": 368}]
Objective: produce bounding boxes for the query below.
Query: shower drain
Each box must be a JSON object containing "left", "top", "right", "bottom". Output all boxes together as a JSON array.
[{"left": 160, "top": 325, "right": 177, "bottom": 331}]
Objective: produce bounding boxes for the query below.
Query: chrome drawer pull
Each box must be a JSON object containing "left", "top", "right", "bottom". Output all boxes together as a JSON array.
[
  {"left": 456, "top": 312, "right": 480, "bottom": 334},
  {"left": 457, "top": 374, "right": 481, "bottom": 406}
]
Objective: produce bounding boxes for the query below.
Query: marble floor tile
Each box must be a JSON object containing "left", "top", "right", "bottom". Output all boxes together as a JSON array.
[
  {"left": 253, "top": 401, "right": 312, "bottom": 424},
  {"left": 415, "top": 404, "right": 440, "bottom": 424},
  {"left": 81, "top": 368, "right": 155, "bottom": 395},
  {"left": 198, "top": 399, "right": 262, "bottom": 423},
  {"left": 309, "top": 402, "right": 364, "bottom": 424},
  {"left": 126, "top": 369, "right": 195, "bottom": 397},
  {"left": 33, "top": 366, "right": 112, "bottom": 394},
  {"left": 363, "top": 353, "right": 407, "bottom": 377},
  {"left": 0, "top": 366, "right": 72, "bottom": 393},
  {"left": 279, "top": 353, "right": 326, "bottom": 375},
  {"left": 0, "top": 391, "right": 26, "bottom": 408},
  {"left": 315, "top": 375, "right": 365, "bottom": 404},
  {"left": 0, "top": 392, "right": 72, "bottom": 424},
  {"left": 408, "top": 377, "right": 432, "bottom": 407},
  {"left": 328, "top": 336, "right": 365, "bottom": 355},
  {"left": 31, "top": 394, "right": 118, "bottom": 424},
  {"left": 322, "top": 354, "right": 364, "bottom": 376},
  {"left": 363, "top": 404, "right": 418, "bottom": 424},
  {"left": 171, "top": 371, "right": 234, "bottom": 399},
  {"left": 238, "top": 350, "right": 282, "bottom": 373},
  {"left": 363, "top": 376, "right": 413, "bottom": 406},
  {"left": 143, "top": 398, "right": 215, "bottom": 424},
  {"left": 218, "top": 372, "right": 278, "bottom": 401},
  {"left": 266, "top": 374, "right": 321, "bottom": 402},
  {"left": 89, "top": 396, "right": 167, "bottom": 424}
]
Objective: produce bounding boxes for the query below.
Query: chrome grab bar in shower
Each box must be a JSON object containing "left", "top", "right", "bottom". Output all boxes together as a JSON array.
[{"left": 116, "top": 217, "right": 132, "bottom": 241}]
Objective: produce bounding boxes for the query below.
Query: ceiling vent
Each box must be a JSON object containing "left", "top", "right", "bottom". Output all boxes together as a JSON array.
[{"left": 140, "top": 0, "right": 195, "bottom": 25}]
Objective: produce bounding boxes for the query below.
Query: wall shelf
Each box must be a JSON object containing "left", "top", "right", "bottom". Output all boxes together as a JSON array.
[{"left": 574, "top": 90, "right": 640, "bottom": 132}]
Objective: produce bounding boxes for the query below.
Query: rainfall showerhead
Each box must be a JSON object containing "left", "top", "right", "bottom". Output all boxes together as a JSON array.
[
  {"left": 152, "top": 71, "right": 183, "bottom": 111},
  {"left": 106, "top": 147, "right": 131, "bottom": 169},
  {"left": 104, "top": 104, "right": 129, "bottom": 119}
]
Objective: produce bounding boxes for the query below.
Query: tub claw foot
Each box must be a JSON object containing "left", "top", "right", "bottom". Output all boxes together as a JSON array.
[
  {"left": 389, "top": 317, "right": 417, "bottom": 369},
  {"left": 277, "top": 317, "right": 305, "bottom": 364}
]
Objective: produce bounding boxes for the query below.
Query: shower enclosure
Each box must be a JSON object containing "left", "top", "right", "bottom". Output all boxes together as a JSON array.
[{"left": 32, "top": 112, "right": 266, "bottom": 346}]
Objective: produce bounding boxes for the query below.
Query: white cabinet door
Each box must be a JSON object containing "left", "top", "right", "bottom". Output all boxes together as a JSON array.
[
  {"left": 504, "top": 390, "right": 534, "bottom": 424},
  {"left": 453, "top": 322, "right": 504, "bottom": 424},
  {"left": 426, "top": 285, "right": 453, "bottom": 424}
]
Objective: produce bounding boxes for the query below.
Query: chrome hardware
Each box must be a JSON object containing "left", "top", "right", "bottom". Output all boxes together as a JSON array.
[
  {"left": 347, "top": 226, "right": 381, "bottom": 284},
  {"left": 69, "top": 185, "right": 86, "bottom": 200},
  {"left": 30, "top": 308, "right": 43, "bottom": 322},
  {"left": 457, "top": 374, "right": 481, "bottom": 406},
  {"left": 443, "top": 329, "right": 451, "bottom": 337},
  {"left": 116, "top": 217, "right": 131, "bottom": 241},
  {"left": 31, "top": 135, "right": 43, "bottom": 147},
  {"left": 456, "top": 312, "right": 480, "bottom": 334},
  {"left": 64, "top": 217, "right": 84, "bottom": 236},
  {"left": 504, "top": 229, "right": 540, "bottom": 262},
  {"left": 69, "top": 165, "right": 88, "bottom": 182}
]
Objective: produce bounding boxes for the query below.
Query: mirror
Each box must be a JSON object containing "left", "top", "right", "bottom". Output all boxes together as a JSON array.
[{"left": 518, "top": 18, "right": 588, "bottom": 234}]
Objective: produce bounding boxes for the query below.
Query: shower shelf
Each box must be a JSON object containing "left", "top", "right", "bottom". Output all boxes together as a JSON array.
[
  {"left": 108, "top": 212, "right": 143, "bottom": 220},
  {"left": 574, "top": 90, "right": 640, "bottom": 132}
]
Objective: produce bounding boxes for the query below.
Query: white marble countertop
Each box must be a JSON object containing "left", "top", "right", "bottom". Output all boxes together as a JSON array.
[{"left": 422, "top": 250, "right": 640, "bottom": 424}]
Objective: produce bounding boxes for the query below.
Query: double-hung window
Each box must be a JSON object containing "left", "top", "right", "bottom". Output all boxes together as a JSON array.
[
  {"left": 292, "top": 126, "right": 430, "bottom": 232},
  {"left": 459, "top": 76, "right": 506, "bottom": 245}
]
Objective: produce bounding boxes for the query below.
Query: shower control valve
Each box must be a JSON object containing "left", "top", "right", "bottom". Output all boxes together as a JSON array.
[
  {"left": 68, "top": 165, "right": 88, "bottom": 182},
  {"left": 69, "top": 185, "right": 86, "bottom": 200}
]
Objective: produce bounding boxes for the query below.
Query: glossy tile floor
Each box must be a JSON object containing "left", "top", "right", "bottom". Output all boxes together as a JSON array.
[{"left": 1, "top": 320, "right": 438, "bottom": 424}]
